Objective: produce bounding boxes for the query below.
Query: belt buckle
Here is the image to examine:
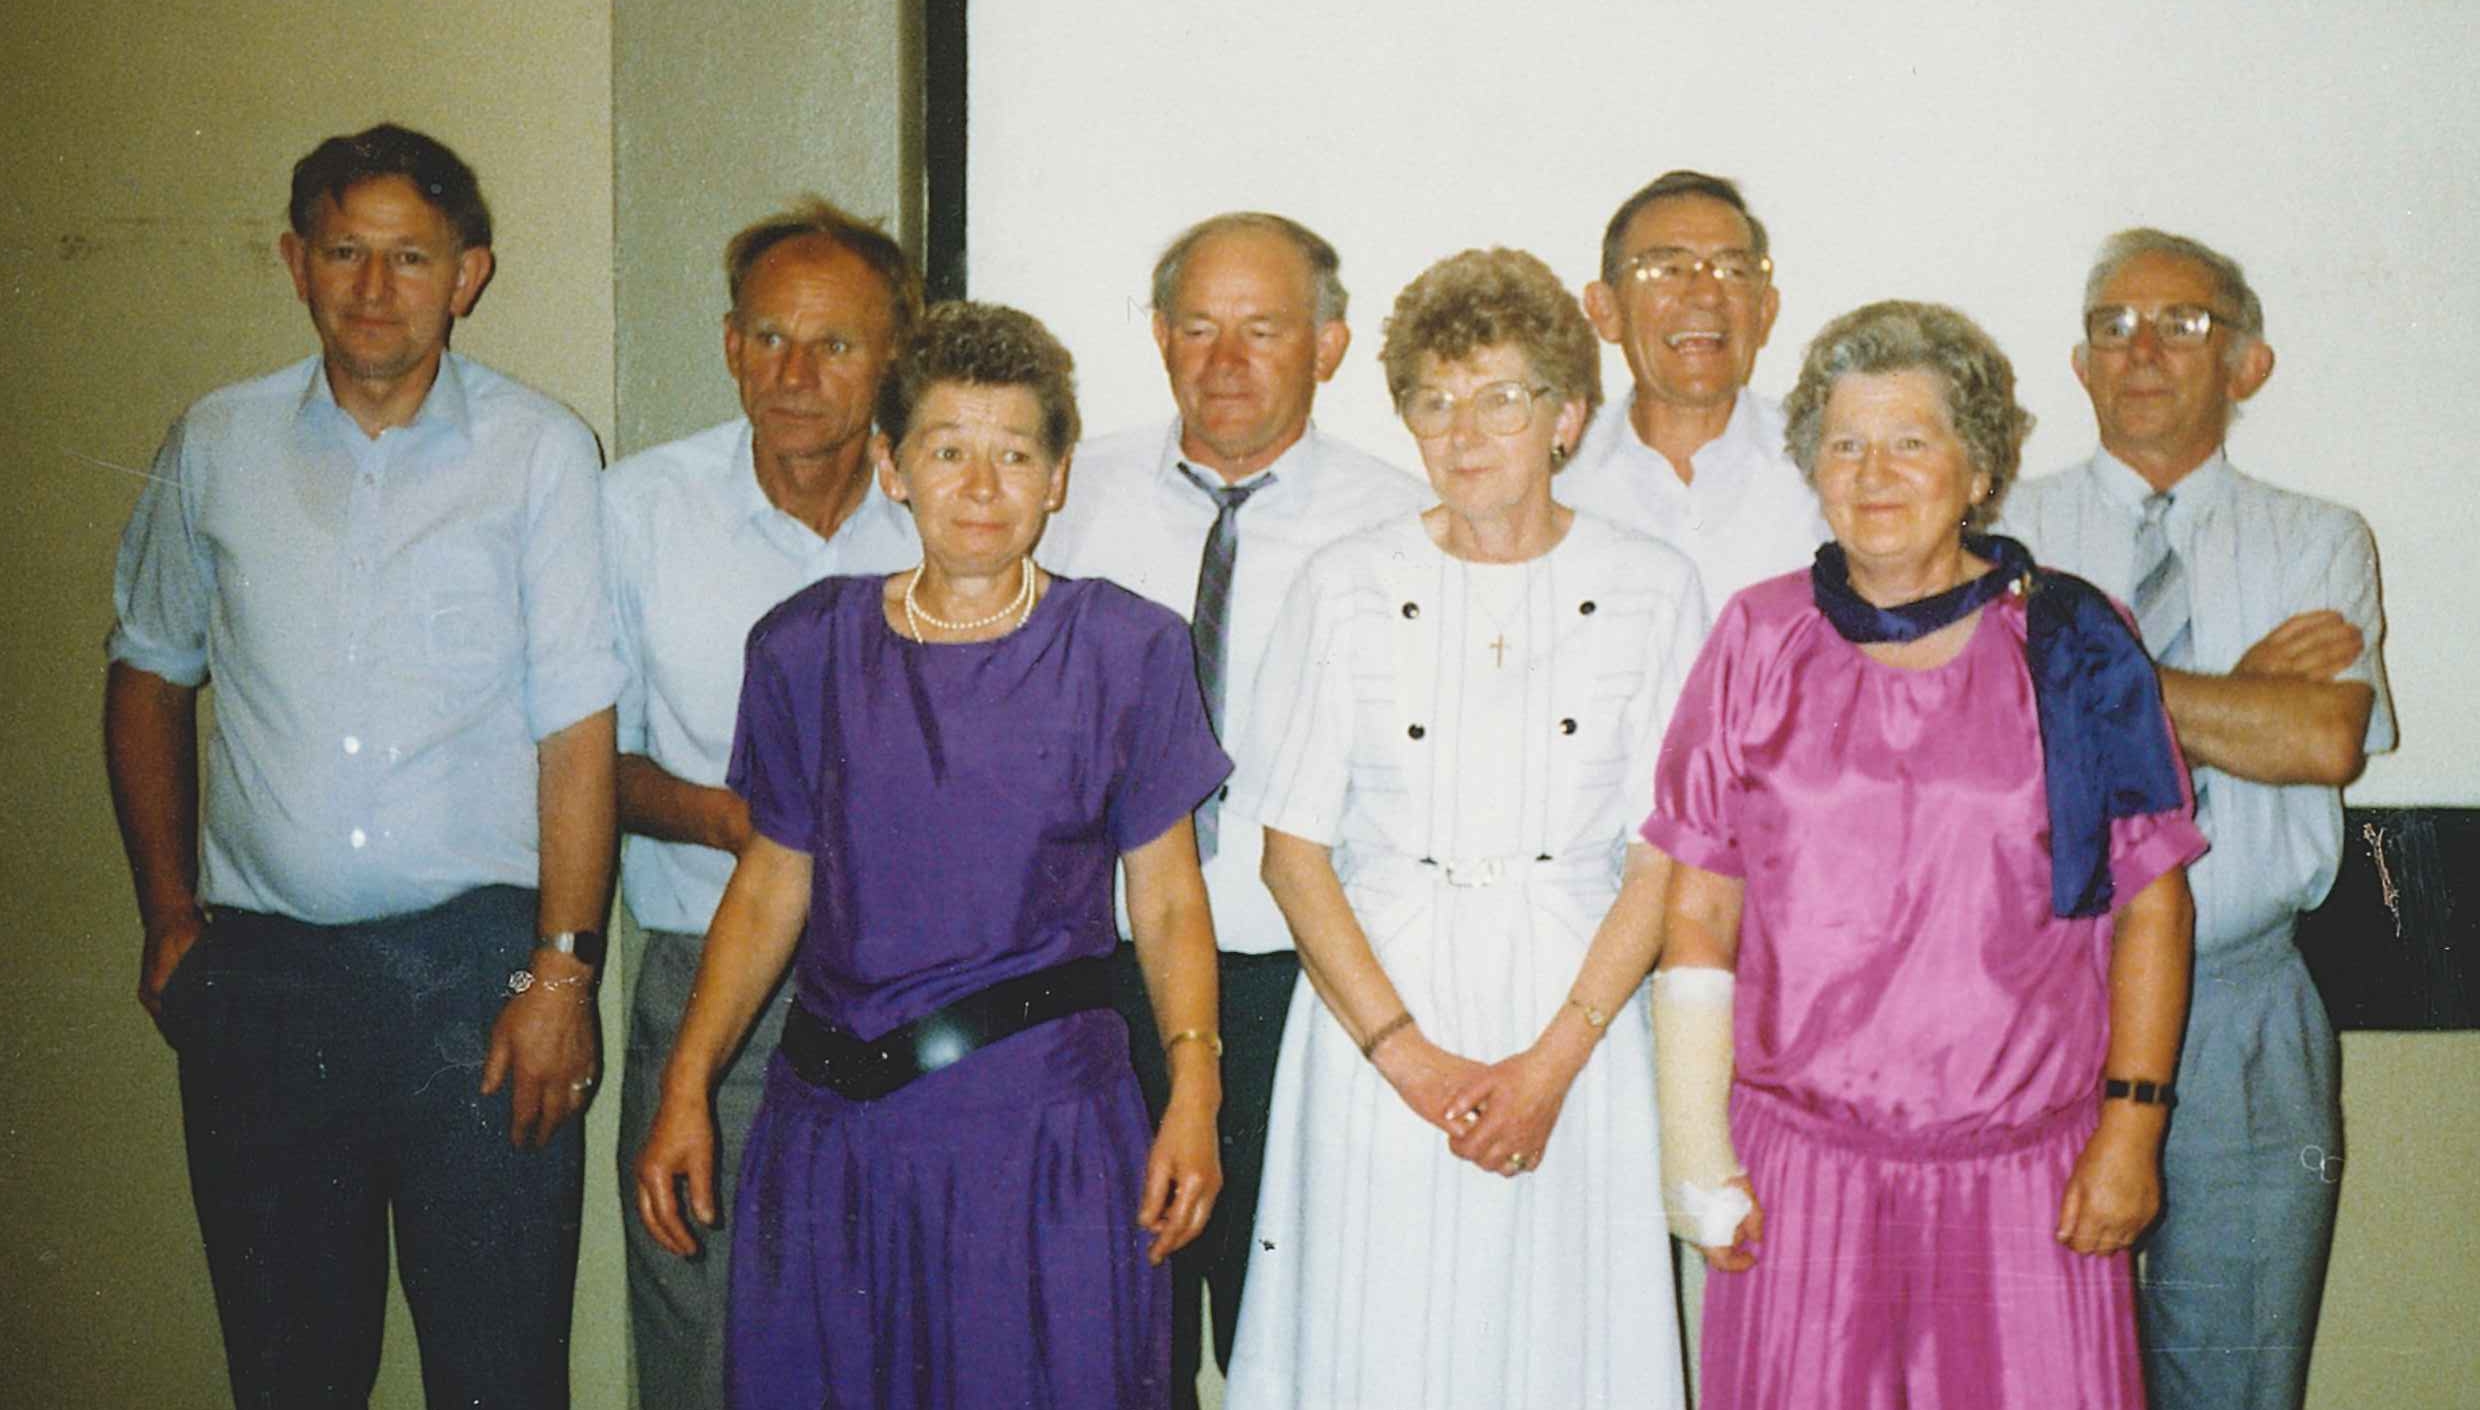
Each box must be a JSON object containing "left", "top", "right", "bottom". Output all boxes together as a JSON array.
[{"left": 1441, "top": 857, "right": 1505, "bottom": 887}]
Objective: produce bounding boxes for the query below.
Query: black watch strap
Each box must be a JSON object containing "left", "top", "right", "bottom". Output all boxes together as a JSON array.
[{"left": 538, "top": 928, "right": 607, "bottom": 969}]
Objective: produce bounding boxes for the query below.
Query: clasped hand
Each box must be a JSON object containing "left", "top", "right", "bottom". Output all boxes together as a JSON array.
[{"left": 1377, "top": 1031, "right": 1578, "bottom": 1179}]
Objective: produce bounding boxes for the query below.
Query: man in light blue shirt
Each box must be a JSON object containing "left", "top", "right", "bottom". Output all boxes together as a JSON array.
[
  {"left": 603, "top": 198, "right": 921, "bottom": 1409},
  {"left": 104, "top": 124, "right": 619, "bottom": 1407},
  {"left": 2003, "top": 228, "right": 2394, "bottom": 1410}
]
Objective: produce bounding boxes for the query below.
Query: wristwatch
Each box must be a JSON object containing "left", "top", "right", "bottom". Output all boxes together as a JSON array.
[{"left": 536, "top": 928, "right": 607, "bottom": 969}]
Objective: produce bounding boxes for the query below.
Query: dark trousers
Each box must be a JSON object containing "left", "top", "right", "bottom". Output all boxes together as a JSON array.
[
  {"left": 1112, "top": 942, "right": 1297, "bottom": 1410},
  {"left": 160, "top": 886, "right": 583, "bottom": 1409}
]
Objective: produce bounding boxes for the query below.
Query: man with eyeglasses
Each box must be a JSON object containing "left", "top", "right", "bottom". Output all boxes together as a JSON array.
[
  {"left": 1567, "top": 170, "right": 1827, "bottom": 608},
  {"left": 2003, "top": 227, "right": 2394, "bottom": 1410},
  {"left": 1038, "top": 211, "right": 1428, "bottom": 1409}
]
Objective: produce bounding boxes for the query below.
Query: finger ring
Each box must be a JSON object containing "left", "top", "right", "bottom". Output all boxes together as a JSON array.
[
  {"left": 1459, "top": 1110, "right": 1479, "bottom": 1127},
  {"left": 569, "top": 1079, "right": 593, "bottom": 1093},
  {"left": 1505, "top": 1152, "right": 1528, "bottom": 1173}
]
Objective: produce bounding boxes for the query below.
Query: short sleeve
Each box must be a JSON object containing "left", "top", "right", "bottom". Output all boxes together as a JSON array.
[
  {"left": 1639, "top": 595, "right": 1755, "bottom": 876},
  {"left": 1223, "top": 555, "right": 1355, "bottom": 846},
  {"left": 1106, "top": 613, "right": 1234, "bottom": 853},
  {"left": 1623, "top": 556, "right": 1711, "bottom": 809},
  {"left": 726, "top": 618, "right": 819, "bottom": 853},
  {"left": 2321, "top": 510, "right": 2396, "bottom": 755},
  {"left": 2103, "top": 664, "right": 2211, "bottom": 905},
  {"left": 518, "top": 415, "right": 623, "bottom": 739},
  {"left": 601, "top": 475, "right": 650, "bottom": 755},
  {"left": 106, "top": 416, "right": 213, "bottom": 685}
]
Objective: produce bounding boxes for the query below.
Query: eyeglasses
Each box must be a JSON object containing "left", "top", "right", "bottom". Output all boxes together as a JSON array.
[
  {"left": 1618, "top": 246, "right": 1772, "bottom": 288},
  {"left": 2083, "top": 304, "right": 2236, "bottom": 349},
  {"left": 1400, "top": 381, "right": 1555, "bottom": 438}
]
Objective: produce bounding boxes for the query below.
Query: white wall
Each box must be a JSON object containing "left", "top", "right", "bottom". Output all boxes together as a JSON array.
[
  {"left": 969, "top": 0, "right": 2480, "bottom": 808},
  {"left": 968, "top": 6, "right": 2480, "bottom": 1404}
]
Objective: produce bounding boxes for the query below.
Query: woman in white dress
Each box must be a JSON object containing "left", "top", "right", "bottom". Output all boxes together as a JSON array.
[{"left": 1223, "top": 247, "right": 1705, "bottom": 1410}]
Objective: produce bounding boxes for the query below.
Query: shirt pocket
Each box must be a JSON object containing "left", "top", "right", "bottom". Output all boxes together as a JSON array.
[{"left": 419, "top": 549, "right": 523, "bottom": 687}]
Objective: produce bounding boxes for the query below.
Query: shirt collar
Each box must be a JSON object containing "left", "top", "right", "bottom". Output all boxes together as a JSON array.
[
  {"left": 733, "top": 417, "right": 908, "bottom": 547},
  {"left": 292, "top": 350, "right": 474, "bottom": 449},
  {"left": 2091, "top": 444, "right": 2232, "bottom": 526},
  {"left": 1154, "top": 420, "right": 1318, "bottom": 502}
]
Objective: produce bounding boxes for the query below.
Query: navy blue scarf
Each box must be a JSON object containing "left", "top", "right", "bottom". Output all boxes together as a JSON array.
[{"left": 1811, "top": 533, "right": 2185, "bottom": 918}]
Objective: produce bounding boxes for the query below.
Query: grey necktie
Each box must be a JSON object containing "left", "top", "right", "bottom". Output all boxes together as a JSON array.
[
  {"left": 1179, "top": 462, "right": 1273, "bottom": 860},
  {"left": 2132, "top": 492, "right": 2193, "bottom": 671},
  {"left": 2133, "top": 490, "right": 2208, "bottom": 825}
]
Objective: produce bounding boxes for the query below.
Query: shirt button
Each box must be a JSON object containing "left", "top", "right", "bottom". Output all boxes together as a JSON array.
[
  {"left": 1407, "top": 724, "right": 1426, "bottom": 740},
  {"left": 1402, "top": 602, "right": 1420, "bottom": 619},
  {"left": 343, "top": 735, "right": 362, "bottom": 755},
  {"left": 348, "top": 828, "right": 368, "bottom": 849},
  {"left": 1559, "top": 718, "right": 1578, "bottom": 735},
  {"left": 1578, "top": 601, "right": 1597, "bottom": 616}
]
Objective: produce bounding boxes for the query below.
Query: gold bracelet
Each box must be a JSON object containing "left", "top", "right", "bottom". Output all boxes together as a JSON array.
[
  {"left": 1163, "top": 1028, "right": 1224, "bottom": 1059},
  {"left": 1360, "top": 1011, "right": 1415, "bottom": 1060},
  {"left": 1566, "top": 994, "right": 1611, "bottom": 1031}
]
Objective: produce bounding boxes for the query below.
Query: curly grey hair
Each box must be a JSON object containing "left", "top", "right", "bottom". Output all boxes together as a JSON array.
[
  {"left": 1379, "top": 247, "right": 1602, "bottom": 423},
  {"left": 1783, "top": 300, "right": 2033, "bottom": 531}
]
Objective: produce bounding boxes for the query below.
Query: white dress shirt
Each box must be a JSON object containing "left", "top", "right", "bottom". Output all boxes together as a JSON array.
[
  {"left": 603, "top": 418, "right": 921, "bottom": 933},
  {"left": 1558, "top": 387, "right": 1828, "bottom": 610},
  {"left": 2002, "top": 449, "right": 2396, "bottom": 952},
  {"left": 1040, "top": 420, "right": 1432, "bottom": 953}
]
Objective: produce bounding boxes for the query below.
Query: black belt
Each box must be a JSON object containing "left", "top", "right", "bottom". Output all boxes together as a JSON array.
[{"left": 778, "top": 956, "right": 1112, "bottom": 1102}]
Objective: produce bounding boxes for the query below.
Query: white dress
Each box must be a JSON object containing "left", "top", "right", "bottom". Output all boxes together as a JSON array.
[{"left": 1224, "top": 511, "right": 1707, "bottom": 1410}]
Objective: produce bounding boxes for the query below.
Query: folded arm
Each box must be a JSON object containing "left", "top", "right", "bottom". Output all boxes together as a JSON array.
[
  {"left": 2160, "top": 610, "right": 2373, "bottom": 786},
  {"left": 617, "top": 752, "right": 753, "bottom": 854}
]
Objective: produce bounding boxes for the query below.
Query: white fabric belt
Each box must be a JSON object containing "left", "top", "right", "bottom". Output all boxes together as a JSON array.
[{"left": 1353, "top": 850, "right": 1615, "bottom": 890}]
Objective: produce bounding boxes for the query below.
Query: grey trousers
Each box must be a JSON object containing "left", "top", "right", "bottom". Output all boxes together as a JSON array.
[
  {"left": 616, "top": 924, "right": 791, "bottom": 1410},
  {"left": 2138, "top": 931, "right": 2342, "bottom": 1410}
]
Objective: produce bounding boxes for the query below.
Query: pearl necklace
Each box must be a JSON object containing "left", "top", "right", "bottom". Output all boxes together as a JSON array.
[{"left": 903, "top": 559, "right": 1037, "bottom": 640}]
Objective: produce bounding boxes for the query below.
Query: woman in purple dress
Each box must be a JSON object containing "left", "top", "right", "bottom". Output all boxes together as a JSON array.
[
  {"left": 1642, "top": 301, "right": 2208, "bottom": 1409},
  {"left": 634, "top": 302, "right": 1229, "bottom": 1409}
]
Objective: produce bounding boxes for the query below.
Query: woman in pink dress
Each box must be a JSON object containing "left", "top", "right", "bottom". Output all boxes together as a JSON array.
[{"left": 1641, "top": 300, "right": 2207, "bottom": 1409}]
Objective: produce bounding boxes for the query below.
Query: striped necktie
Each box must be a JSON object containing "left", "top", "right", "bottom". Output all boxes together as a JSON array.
[
  {"left": 2133, "top": 491, "right": 2193, "bottom": 670},
  {"left": 2133, "top": 489, "right": 2208, "bottom": 825},
  {"left": 1180, "top": 463, "right": 1273, "bottom": 860}
]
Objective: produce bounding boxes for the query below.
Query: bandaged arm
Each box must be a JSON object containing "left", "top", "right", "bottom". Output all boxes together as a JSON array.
[
  {"left": 1652, "top": 967, "right": 1751, "bottom": 1247},
  {"left": 1651, "top": 858, "right": 1753, "bottom": 1248}
]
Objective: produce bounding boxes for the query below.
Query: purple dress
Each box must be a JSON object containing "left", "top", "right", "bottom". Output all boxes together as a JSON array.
[
  {"left": 723, "top": 574, "right": 1231, "bottom": 1410},
  {"left": 1642, "top": 572, "right": 2206, "bottom": 1410}
]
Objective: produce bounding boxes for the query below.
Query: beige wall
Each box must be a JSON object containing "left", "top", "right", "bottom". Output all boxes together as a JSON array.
[
  {"left": 613, "top": 0, "right": 917, "bottom": 456},
  {"left": 0, "top": 2, "right": 623, "bottom": 1404}
]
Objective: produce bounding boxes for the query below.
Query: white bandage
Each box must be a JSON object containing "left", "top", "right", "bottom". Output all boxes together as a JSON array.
[{"left": 1651, "top": 967, "right": 1752, "bottom": 1248}]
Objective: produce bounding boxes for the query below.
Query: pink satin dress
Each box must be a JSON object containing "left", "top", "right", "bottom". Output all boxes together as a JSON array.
[{"left": 1642, "top": 572, "right": 2204, "bottom": 1410}]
